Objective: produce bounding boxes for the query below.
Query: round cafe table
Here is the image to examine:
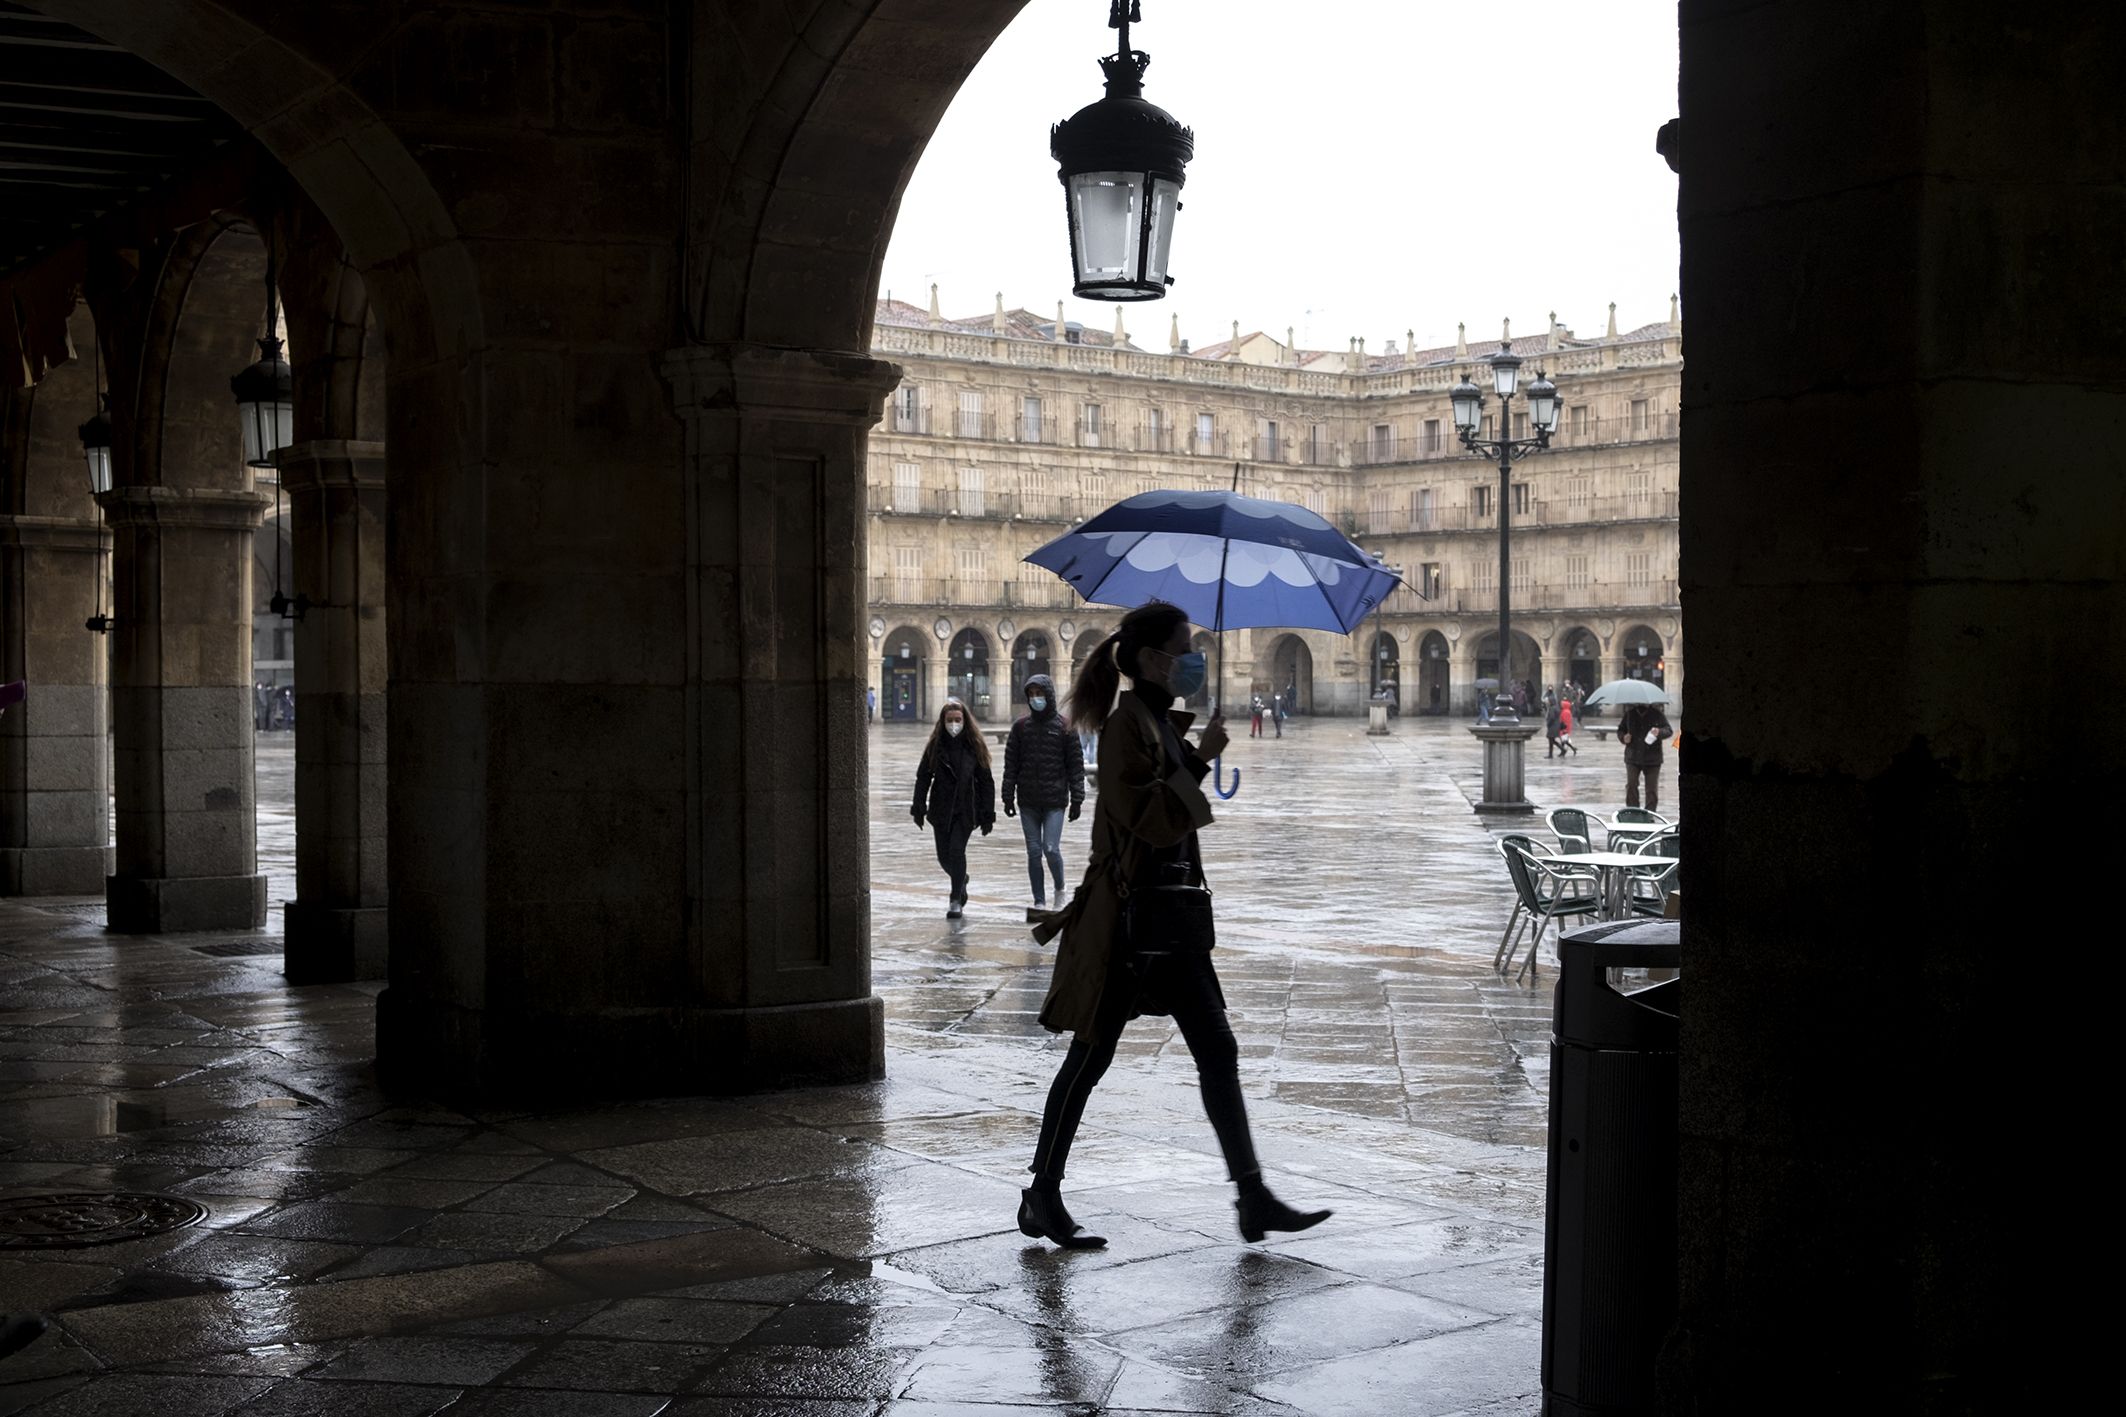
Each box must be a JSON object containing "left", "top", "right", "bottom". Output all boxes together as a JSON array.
[{"left": 1556, "top": 850, "right": 1665, "bottom": 921}]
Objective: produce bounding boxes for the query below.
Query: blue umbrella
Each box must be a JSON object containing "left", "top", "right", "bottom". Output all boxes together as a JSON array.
[{"left": 1024, "top": 486, "right": 1409, "bottom": 797}]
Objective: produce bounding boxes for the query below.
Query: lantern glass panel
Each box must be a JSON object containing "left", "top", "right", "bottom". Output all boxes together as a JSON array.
[
  {"left": 1144, "top": 176, "right": 1180, "bottom": 285},
  {"left": 83, "top": 444, "right": 113, "bottom": 496},
  {"left": 1069, "top": 172, "right": 1143, "bottom": 286},
  {"left": 1527, "top": 385, "right": 1559, "bottom": 433},
  {"left": 1450, "top": 388, "right": 1482, "bottom": 434},
  {"left": 241, "top": 398, "right": 294, "bottom": 469},
  {"left": 1490, "top": 355, "right": 1521, "bottom": 399}
]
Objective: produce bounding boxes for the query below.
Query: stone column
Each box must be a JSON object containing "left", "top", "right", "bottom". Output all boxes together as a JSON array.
[
  {"left": 278, "top": 440, "right": 386, "bottom": 980},
  {"left": 0, "top": 515, "right": 112, "bottom": 894},
  {"left": 663, "top": 343, "right": 892, "bottom": 1087},
  {"left": 104, "top": 486, "right": 268, "bottom": 932}
]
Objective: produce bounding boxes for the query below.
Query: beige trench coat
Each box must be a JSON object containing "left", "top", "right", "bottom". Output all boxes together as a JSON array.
[{"left": 1032, "top": 690, "right": 1215, "bottom": 1035}]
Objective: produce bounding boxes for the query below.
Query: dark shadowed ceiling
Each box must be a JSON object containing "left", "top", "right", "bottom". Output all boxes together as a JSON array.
[{"left": 0, "top": 1, "right": 239, "bottom": 276}]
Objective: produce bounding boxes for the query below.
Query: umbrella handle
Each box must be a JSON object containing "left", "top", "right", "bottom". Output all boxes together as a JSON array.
[{"left": 1213, "top": 757, "right": 1241, "bottom": 800}]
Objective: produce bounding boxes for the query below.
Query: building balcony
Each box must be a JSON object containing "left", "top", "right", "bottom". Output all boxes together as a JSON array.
[
  {"left": 1358, "top": 490, "right": 1678, "bottom": 539},
  {"left": 1440, "top": 578, "right": 1679, "bottom": 614},
  {"left": 867, "top": 488, "right": 1084, "bottom": 522},
  {"left": 867, "top": 576, "right": 1079, "bottom": 611}
]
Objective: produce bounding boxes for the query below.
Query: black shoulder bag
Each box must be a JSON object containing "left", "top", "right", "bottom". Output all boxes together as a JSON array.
[{"left": 1118, "top": 707, "right": 1215, "bottom": 956}]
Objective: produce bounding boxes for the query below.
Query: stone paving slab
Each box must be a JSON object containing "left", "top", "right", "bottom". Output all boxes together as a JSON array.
[{"left": 0, "top": 719, "right": 1673, "bottom": 1413}]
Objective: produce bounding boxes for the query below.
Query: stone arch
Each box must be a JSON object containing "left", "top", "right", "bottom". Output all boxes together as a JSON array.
[
  {"left": 1620, "top": 622, "right": 1666, "bottom": 685},
  {"left": 1370, "top": 629, "right": 1401, "bottom": 711},
  {"left": 1561, "top": 624, "right": 1602, "bottom": 698},
  {"left": 14, "top": 304, "right": 103, "bottom": 520},
  {"left": 1265, "top": 633, "right": 1314, "bottom": 714},
  {"left": 880, "top": 623, "right": 929, "bottom": 721},
  {"left": 947, "top": 625, "right": 995, "bottom": 719},
  {"left": 1416, "top": 629, "right": 1451, "bottom": 715},
  {"left": 688, "top": 1, "right": 1032, "bottom": 349},
  {"left": 1474, "top": 629, "right": 1542, "bottom": 705},
  {"left": 1010, "top": 627, "right": 1054, "bottom": 703}
]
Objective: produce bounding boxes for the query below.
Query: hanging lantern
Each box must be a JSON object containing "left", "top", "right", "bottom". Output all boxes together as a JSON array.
[
  {"left": 78, "top": 402, "right": 112, "bottom": 497},
  {"left": 1051, "top": 1, "right": 1194, "bottom": 301},
  {"left": 231, "top": 334, "right": 293, "bottom": 469},
  {"left": 1449, "top": 374, "right": 1484, "bottom": 436}
]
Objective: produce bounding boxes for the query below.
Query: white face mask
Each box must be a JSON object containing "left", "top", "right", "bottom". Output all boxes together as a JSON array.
[
  {"left": 1028, "top": 696, "right": 1048, "bottom": 713},
  {"left": 945, "top": 721, "right": 963, "bottom": 737}
]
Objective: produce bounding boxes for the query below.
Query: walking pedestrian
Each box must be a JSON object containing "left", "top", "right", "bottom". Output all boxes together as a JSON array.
[
  {"left": 1271, "top": 690, "right": 1284, "bottom": 738},
  {"left": 865, "top": 686, "right": 876, "bottom": 723},
  {"left": 1618, "top": 700, "right": 1673, "bottom": 811},
  {"left": 1544, "top": 688, "right": 1563, "bottom": 757},
  {"left": 1021, "top": 601, "right": 1331, "bottom": 1250},
  {"left": 911, "top": 698, "right": 994, "bottom": 920},
  {"left": 1002, "top": 674, "right": 1085, "bottom": 923},
  {"left": 1249, "top": 693, "right": 1264, "bottom": 738},
  {"left": 1558, "top": 691, "right": 1579, "bottom": 754}
]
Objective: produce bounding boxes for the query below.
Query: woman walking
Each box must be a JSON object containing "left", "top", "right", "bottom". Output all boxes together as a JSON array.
[
  {"left": 1021, "top": 602, "right": 1331, "bottom": 1249},
  {"left": 1558, "top": 690, "right": 1579, "bottom": 754},
  {"left": 912, "top": 698, "right": 995, "bottom": 919}
]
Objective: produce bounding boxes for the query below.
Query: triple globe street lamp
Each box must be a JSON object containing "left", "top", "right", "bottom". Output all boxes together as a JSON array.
[{"left": 1450, "top": 345, "right": 1561, "bottom": 724}]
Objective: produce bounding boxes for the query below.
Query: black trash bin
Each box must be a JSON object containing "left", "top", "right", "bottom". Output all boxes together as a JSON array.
[{"left": 1541, "top": 919, "right": 1680, "bottom": 1417}]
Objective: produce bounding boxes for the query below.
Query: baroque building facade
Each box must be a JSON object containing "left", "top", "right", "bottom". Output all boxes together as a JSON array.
[{"left": 863, "top": 293, "right": 1682, "bottom": 721}]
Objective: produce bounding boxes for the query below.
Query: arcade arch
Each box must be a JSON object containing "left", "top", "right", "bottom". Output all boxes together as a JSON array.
[
  {"left": 1561, "top": 626, "right": 1602, "bottom": 699},
  {"left": 1475, "top": 629, "right": 1542, "bottom": 704},
  {"left": 1266, "top": 633, "right": 1314, "bottom": 714},
  {"left": 1010, "top": 627, "right": 1053, "bottom": 702},
  {"left": 1416, "top": 630, "right": 1451, "bottom": 715},
  {"left": 880, "top": 625, "right": 930, "bottom": 720},
  {"left": 948, "top": 625, "right": 995, "bottom": 718},
  {"left": 1620, "top": 623, "right": 1666, "bottom": 685},
  {"left": 1370, "top": 630, "right": 1401, "bottom": 712}
]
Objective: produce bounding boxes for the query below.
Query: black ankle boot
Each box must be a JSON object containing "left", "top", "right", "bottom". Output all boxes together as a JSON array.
[
  {"left": 1235, "top": 1178, "right": 1332, "bottom": 1243},
  {"left": 1018, "top": 1185, "right": 1106, "bottom": 1249}
]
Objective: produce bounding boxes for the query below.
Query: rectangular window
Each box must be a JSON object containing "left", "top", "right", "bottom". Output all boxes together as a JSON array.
[
  {"left": 895, "top": 385, "right": 922, "bottom": 432},
  {"left": 1627, "top": 470, "right": 1653, "bottom": 503},
  {"left": 1081, "top": 402, "right": 1102, "bottom": 447},
  {"left": 1631, "top": 399, "right": 1650, "bottom": 433},
  {"left": 1258, "top": 418, "right": 1280, "bottom": 463},
  {"left": 1565, "top": 554, "right": 1590, "bottom": 587},
  {"left": 1512, "top": 556, "right": 1530, "bottom": 586},
  {"left": 1470, "top": 560, "right": 1494, "bottom": 593},
  {"left": 1419, "top": 562, "right": 1443, "bottom": 599},
  {"left": 1370, "top": 423, "right": 1395, "bottom": 463},
  {"left": 891, "top": 461, "right": 921, "bottom": 511},
  {"left": 1421, "top": 418, "right": 1442, "bottom": 454},
  {"left": 957, "top": 465, "right": 985, "bottom": 517},
  {"left": 1021, "top": 395, "right": 1043, "bottom": 443},
  {"left": 1308, "top": 424, "right": 1328, "bottom": 464},
  {"left": 1513, "top": 482, "right": 1531, "bottom": 515},
  {"left": 1411, "top": 487, "right": 1434, "bottom": 529},
  {"left": 1481, "top": 415, "right": 1495, "bottom": 442},
  {"left": 1570, "top": 405, "right": 1588, "bottom": 439},
  {"left": 1303, "top": 486, "right": 1327, "bottom": 516},
  {"left": 1195, "top": 411, "right": 1215, "bottom": 453},
  {"left": 1568, "top": 476, "right": 1592, "bottom": 505},
  {"left": 957, "top": 389, "right": 985, "bottom": 439},
  {"left": 1627, "top": 551, "right": 1653, "bottom": 584},
  {"left": 1513, "top": 412, "right": 1528, "bottom": 440},
  {"left": 1143, "top": 407, "right": 1165, "bottom": 450},
  {"left": 892, "top": 545, "right": 922, "bottom": 598},
  {"left": 957, "top": 546, "right": 988, "bottom": 582},
  {"left": 1473, "top": 484, "right": 1493, "bottom": 517},
  {"left": 1083, "top": 471, "right": 1108, "bottom": 504},
  {"left": 1367, "top": 488, "right": 1390, "bottom": 534}
]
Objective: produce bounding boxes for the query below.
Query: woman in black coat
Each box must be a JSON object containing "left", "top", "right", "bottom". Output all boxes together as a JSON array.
[{"left": 912, "top": 697, "right": 995, "bottom": 919}]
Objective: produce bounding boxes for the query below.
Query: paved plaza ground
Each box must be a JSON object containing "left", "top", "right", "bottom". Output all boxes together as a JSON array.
[{"left": 0, "top": 715, "right": 1674, "bottom": 1415}]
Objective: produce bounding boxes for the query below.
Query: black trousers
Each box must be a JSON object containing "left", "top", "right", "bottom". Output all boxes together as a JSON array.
[
  {"left": 932, "top": 819, "right": 973, "bottom": 899},
  {"left": 1626, "top": 761, "right": 1662, "bottom": 813},
  {"left": 1029, "top": 950, "right": 1260, "bottom": 1185}
]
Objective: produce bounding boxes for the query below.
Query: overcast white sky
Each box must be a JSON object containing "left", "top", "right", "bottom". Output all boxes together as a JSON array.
[{"left": 881, "top": 0, "right": 1679, "bottom": 354}]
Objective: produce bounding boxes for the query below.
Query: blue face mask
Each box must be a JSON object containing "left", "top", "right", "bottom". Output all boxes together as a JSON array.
[
  {"left": 1168, "top": 651, "right": 1208, "bottom": 698},
  {"left": 1028, "top": 696, "right": 1048, "bottom": 713}
]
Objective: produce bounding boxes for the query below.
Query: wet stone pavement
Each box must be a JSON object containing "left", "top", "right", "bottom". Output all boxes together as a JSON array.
[{"left": 0, "top": 716, "right": 1673, "bottom": 1415}]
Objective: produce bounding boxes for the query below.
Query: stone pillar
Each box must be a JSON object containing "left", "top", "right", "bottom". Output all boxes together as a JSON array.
[
  {"left": 104, "top": 486, "right": 268, "bottom": 932},
  {"left": 0, "top": 515, "right": 112, "bottom": 894},
  {"left": 278, "top": 440, "right": 386, "bottom": 980},
  {"left": 663, "top": 343, "right": 891, "bottom": 1087}
]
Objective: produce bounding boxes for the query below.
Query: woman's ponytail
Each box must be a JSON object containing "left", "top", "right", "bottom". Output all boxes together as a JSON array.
[{"left": 1066, "top": 632, "right": 1124, "bottom": 734}]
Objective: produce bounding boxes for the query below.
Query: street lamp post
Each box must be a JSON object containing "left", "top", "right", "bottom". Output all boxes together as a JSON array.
[{"left": 1452, "top": 343, "right": 1561, "bottom": 813}]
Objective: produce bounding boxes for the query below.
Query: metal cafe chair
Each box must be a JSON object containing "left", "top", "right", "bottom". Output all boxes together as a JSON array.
[
  {"left": 1607, "top": 804, "right": 1671, "bottom": 848},
  {"left": 1547, "top": 807, "right": 1597, "bottom": 857},
  {"left": 1496, "top": 835, "right": 1601, "bottom": 982},
  {"left": 1626, "top": 829, "right": 1681, "bottom": 916}
]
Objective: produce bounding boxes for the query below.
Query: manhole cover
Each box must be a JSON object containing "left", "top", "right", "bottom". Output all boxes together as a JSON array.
[{"left": 0, "top": 1191, "right": 208, "bottom": 1249}]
